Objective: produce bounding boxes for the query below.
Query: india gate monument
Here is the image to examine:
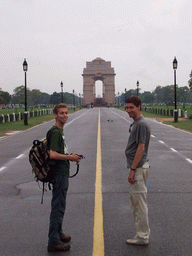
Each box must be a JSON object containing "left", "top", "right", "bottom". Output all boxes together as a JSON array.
[{"left": 82, "top": 58, "right": 116, "bottom": 106}]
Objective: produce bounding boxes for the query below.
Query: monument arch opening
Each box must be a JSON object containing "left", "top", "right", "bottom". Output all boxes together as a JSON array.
[
  {"left": 95, "top": 80, "right": 103, "bottom": 98},
  {"left": 82, "top": 58, "right": 116, "bottom": 106}
]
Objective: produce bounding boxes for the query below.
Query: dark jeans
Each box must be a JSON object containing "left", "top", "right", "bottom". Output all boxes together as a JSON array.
[{"left": 48, "top": 175, "right": 69, "bottom": 246}]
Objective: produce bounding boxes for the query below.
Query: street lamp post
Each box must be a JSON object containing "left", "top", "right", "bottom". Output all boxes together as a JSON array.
[
  {"left": 23, "top": 58, "right": 28, "bottom": 125},
  {"left": 73, "top": 89, "right": 75, "bottom": 111},
  {"left": 173, "top": 57, "right": 178, "bottom": 122},
  {"left": 61, "top": 81, "right": 63, "bottom": 103},
  {"left": 124, "top": 88, "right": 127, "bottom": 109},
  {"left": 118, "top": 92, "right": 119, "bottom": 108},
  {"left": 137, "top": 81, "right": 139, "bottom": 96},
  {"left": 79, "top": 93, "right": 81, "bottom": 108}
]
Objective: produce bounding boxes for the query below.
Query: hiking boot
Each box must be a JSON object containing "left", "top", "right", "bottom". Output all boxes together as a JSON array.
[
  {"left": 60, "top": 235, "right": 71, "bottom": 243},
  {"left": 47, "top": 242, "right": 71, "bottom": 252},
  {"left": 126, "top": 235, "right": 149, "bottom": 246}
]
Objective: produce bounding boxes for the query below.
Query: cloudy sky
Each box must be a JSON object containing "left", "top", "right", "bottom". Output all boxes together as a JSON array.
[{"left": 1, "top": 0, "right": 192, "bottom": 97}]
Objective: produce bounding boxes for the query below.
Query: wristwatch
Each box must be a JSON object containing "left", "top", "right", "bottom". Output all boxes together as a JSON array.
[{"left": 130, "top": 167, "right": 136, "bottom": 171}]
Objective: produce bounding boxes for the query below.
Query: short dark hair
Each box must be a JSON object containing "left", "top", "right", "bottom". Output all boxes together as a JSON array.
[
  {"left": 53, "top": 103, "right": 68, "bottom": 114},
  {"left": 125, "top": 95, "right": 141, "bottom": 107}
]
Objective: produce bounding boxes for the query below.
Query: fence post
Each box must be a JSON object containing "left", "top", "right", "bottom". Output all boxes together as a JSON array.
[
  {"left": 13, "top": 113, "right": 16, "bottom": 122},
  {"left": 7, "top": 114, "right": 10, "bottom": 122},
  {"left": 178, "top": 109, "right": 181, "bottom": 117},
  {"left": 185, "top": 110, "right": 188, "bottom": 118},
  {"left": 2, "top": 114, "right": 5, "bottom": 123}
]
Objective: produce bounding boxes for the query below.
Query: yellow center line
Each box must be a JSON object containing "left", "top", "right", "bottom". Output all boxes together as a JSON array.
[{"left": 93, "top": 109, "right": 104, "bottom": 256}]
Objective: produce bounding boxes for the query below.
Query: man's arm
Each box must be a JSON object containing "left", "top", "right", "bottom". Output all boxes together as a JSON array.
[
  {"left": 49, "top": 150, "right": 81, "bottom": 163},
  {"left": 128, "top": 142, "right": 145, "bottom": 184}
]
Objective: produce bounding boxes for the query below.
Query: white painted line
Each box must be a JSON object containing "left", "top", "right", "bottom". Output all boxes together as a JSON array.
[
  {"left": 0, "top": 136, "right": 7, "bottom": 140},
  {"left": 108, "top": 109, "right": 131, "bottom": 123},
  {"left": 159, "top": 140, "right": 165, "bottom": 144},
  {"left": 6, "top": 131, "right": 22, "bottom": 135},
  {"left": 151, "top": 135, "right": 155, "bottom": 138},
  {"left": 0, "top": 167, "right": 6, "bottom": 172},
  {"left": 40, "top": 112, "right": 87, "bottom": 141},
  {"left": 186, "top": 158, "right": 192, "bottom": 164},
  {"left": 66, "top": 112, "right": 86, "bottom": 126},
  {"left": 170, "top": 148, "right": 177, "bottom": 152},
  {"left": 16, "top": 154, "right": 24, "bottom": 159}
]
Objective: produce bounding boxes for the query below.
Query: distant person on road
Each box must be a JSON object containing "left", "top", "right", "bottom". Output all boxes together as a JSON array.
[
  {"left": 125, "top": 96, "right": 151, "bottom": 246},
  {"left": 47, "top": 103, "right": 81, "bottom": 252}
]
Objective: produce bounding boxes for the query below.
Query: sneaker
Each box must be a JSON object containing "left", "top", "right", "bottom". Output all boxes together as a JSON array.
[
  {"left": 47, "top": 242, "right": 71, "bottom": 252},
  {"left": 126, "top": 235, "right": 149, "bottom": 246},
  {"left": 60, "top": 235, "right": 71, "bottom": 243}
]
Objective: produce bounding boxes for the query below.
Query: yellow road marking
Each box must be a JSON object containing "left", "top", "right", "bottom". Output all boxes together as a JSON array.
[{"left": 93, "top": 109, "right": 104, "bottom": 256}]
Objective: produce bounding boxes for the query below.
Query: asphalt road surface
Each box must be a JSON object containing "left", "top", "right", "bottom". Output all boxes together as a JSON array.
[{"left": 0, "top": 108, "right": 192, "bottom": 256}]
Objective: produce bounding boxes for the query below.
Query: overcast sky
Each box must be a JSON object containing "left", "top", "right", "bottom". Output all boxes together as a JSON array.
[{"left": 1, "top": 0, "right": 192, "bottom": 97}]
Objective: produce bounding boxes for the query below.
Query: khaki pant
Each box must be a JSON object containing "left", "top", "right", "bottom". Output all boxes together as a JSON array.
[{"left": 129, "top": 162, "right": 150, "bottom": 239}]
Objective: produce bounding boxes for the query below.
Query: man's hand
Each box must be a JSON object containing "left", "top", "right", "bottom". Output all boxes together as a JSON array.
[
  {"left": 70, "top": 153, "right": 82, "bottom": 163},
  {"left": 128, "top": 169, "right": 135, "bottom": 184}
]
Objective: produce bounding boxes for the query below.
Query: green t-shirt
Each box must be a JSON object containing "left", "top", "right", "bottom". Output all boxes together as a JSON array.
[{"left": 46, "top": 125, "right": 70, "bottom": 176}]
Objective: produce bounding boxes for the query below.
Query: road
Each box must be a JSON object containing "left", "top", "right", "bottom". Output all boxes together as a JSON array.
[{"left": 0, "top": 107, "right": 192, "bottom": 256}]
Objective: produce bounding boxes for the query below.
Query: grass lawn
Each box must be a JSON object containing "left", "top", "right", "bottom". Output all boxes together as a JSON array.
[
  {"left": 0, "top": 115, "right": 54, "bottom": 137},
  {"left": 118, "top": 106, "right": 192, "bottom": 134},
  {"left": 163, "top": 120, "right": 192, "bottom": 133},
  {"left": 0, "top": 108, "right": 80, "bottom": 137},
  {"left": 141, "top": 111, "right": 192, "bottom": 133}
]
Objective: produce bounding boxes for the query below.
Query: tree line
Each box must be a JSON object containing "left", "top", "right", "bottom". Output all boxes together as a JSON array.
[
  {"left": 1, "top": 70, "right": 192, "bottom": 106},
  {"left": 118, "top": 70, "right": 192, "bottom": 105},
  {"left": 0, "top": 86, "right": 81, "bottom": 107},
  {"left": 118, "top": 85, "right": 192, "bottom": 105}
]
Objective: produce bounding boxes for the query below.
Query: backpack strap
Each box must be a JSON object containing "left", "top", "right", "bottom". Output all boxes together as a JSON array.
[{"left": 41, "top": 182, "right": 45, "bottom": 204}]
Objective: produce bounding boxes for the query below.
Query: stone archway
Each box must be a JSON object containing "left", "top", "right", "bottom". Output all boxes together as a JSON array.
[{"left": 82, "top": 58, "right": 116, "bottom": 106}]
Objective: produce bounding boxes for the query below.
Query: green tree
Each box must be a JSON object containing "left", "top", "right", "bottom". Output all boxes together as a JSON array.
[
  {"left": 188, "top": 70, "right": 192, "bottom": 91},
  {"left": 140, "top": 91, "right": 155, "bottom": 104},
  {"left": 50, "top": 92, "right": 61, "bottom": 104},
  {"left": 177, "top": 86, "right": 190, "bottom": 103},
  {"left": 30, "top": 89, "right": 42, "bottom": 105},
  {"left": 162, "top": 85, "right": 174, "bottom": 103},
  {"left": 154, "top": 86, "right": 163, "bottom": 104},
  {"left": 40, "top": 92, "right": 50, "bottom": 105},
  {"left": 11, "top": 85, "right": 32, "bottom": 105},
  {"left": 0, "top": 91, "right": 11, "bottom": 104}
]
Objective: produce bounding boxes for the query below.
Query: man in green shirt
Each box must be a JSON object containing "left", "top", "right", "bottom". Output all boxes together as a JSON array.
[{"left": 47, "top": 103, "right": 81, "bottom": 252}]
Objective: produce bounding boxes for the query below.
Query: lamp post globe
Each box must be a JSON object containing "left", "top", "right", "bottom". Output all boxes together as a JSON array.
[{"left": 23, "top": 58, "right": 28, "bottom": 125}]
